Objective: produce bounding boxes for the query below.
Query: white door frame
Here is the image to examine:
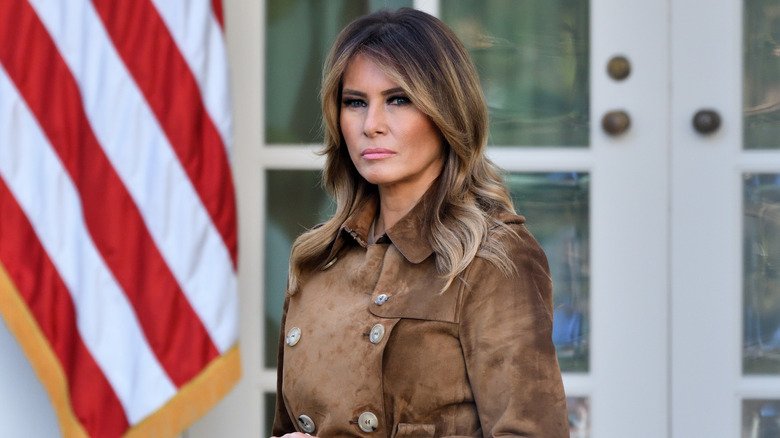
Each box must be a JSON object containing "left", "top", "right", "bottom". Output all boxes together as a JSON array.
[{"left": 671, "top": 0, "right": 780, "bottom": 436}]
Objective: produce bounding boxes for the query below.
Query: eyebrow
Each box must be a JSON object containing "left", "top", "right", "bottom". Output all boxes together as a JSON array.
[{"left": 342, "top": 87, "right": 405, "bottom": 98}]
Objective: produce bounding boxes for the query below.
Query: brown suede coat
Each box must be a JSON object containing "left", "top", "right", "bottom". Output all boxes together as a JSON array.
[{"left": 272, "top": 191, "right": 568, "bottom": 437}]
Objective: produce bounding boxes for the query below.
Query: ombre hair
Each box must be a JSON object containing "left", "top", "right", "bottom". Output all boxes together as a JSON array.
[{"left": 288, "top": 8, "right": 517, "bottom": 293}]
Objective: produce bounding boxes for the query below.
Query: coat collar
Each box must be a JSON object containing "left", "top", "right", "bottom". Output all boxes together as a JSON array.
[
  {"left": 333, "top": 184, "right": 437, "bottom": 264},
  {"left": 384, "top": 187, "right": 436, "bottom": 263},
  {"left": 327, "top": 182, "right": 526, "bottom": 266}
]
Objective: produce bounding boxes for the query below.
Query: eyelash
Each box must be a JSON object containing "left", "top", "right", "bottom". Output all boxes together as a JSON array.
[
  {"left": 387, "top": 95, "right": 410, "bottom": 106},
  {"left": 341, "top": 95, "right": 411, "bottom": 108},
  {"left": 342, "top": 98, "right": 365, "bottom": 108}
]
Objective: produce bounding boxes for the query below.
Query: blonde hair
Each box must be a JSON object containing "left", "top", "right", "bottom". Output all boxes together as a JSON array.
[{"left": 288, "top": 8, "right": 517, "bottom": 293}]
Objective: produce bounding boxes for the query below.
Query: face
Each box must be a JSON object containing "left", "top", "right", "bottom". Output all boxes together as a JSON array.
[{"left": 339, "top": 54, "right": 445, "bottom": 197}]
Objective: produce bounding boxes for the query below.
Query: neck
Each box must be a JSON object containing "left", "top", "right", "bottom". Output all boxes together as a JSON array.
[{"left": 375, "top": 179, "right": 436, "bottom": 237}]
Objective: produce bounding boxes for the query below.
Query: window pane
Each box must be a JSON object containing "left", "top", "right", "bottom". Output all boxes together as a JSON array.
[
  {"left": 508, "top": 173, "right": 590, "bottom": 372},
  {"left": 264, "top": 170, "right": 335, "bottom": 368},
  {"left": 743, "top": 0, "right": 780, "bottom": 150},
  {"left": 265, "top": 392, "right": 277, "bottom": 437},
  {"left": 442, "top": 0, "right": 590, "bottom": 147},
  {"left": 742, "top": 399, "right": 780, "bottom": 437},
  {"left": 265, "top": 0, "right": 412, "bottom": 144},
  {"left": 744, "top": 173, "right": 780, "bottom": 374},
  {"left": 567, "top": 397, "right": 591, "bottom": 438}
]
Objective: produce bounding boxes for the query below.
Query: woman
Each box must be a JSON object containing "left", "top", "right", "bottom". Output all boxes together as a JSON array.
[{"left": 272, "top": 8, "right": 568, "bottom": 438}]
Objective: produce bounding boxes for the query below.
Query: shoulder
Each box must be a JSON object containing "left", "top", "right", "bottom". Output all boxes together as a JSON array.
[
  {"left": 460, "top": 210, "right": 553, "bottom": 317},
  {"left": 488, "top": 210, "right": 548, "bottom": 266}
]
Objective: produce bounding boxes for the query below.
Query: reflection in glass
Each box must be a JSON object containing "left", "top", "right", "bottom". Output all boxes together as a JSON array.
[
  {"left": 508, "top": 173, "right": 590, "bottom": 372},
  {"left": 744, "top": 174, "right": 780, "bottom": 374},
  {"left": 265, "top": 0, "right": 412, "bottom": 144},
  {"left": 567, "top": 397, "right": 591, "bottom": 438},
  {"left": 442, "top": 0, "right": 589, "bottom": 147},
  {"left": 744, "top": 0, "right": 780, "bottom": 149},
  {"left": 264, "top": 170, "right": 335, "bottom": 368},
  {"left": 742, "top": 399, "right": 780, "bottom": 437}
]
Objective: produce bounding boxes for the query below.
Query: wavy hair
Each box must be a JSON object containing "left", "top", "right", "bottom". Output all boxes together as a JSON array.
[{"left": 288, "top": 8, "right": 517, "bottom": 293}]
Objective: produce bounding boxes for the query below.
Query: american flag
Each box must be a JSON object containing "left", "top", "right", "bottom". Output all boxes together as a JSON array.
[{"left": 0, "top": 1, "right": 240, "bottom": 437}]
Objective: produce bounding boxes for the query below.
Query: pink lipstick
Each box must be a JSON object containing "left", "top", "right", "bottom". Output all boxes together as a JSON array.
[{"left": 361, "top": 148, "right": 396, "bottom": 160}]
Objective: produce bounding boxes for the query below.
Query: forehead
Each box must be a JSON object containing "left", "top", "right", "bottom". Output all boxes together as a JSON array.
[{"left": 342, "top": 54, "right": 402, "bottom": 90}]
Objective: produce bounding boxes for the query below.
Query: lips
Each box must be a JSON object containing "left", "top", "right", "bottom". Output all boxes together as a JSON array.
[{"left": 361, "top": 147, "right": 396, "bottom": 160}]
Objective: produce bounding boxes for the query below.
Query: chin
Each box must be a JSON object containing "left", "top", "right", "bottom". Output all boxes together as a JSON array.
[{"left": 358, "top": 170, "right": 394, "bottom": 186}]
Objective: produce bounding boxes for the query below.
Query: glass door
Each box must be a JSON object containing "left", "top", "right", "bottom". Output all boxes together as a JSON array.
[
  {"left": 441, "top": 1, "right": 670, "bottom": 436},
  {"left": 441, "top": 2, "right": 591, "bottom": 435},
  {"left": 671, "top": 0, "right": 780, "bottom": 436}
]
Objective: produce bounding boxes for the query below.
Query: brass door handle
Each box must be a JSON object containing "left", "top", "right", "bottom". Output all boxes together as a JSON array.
[
  {"left": 602, "top": 110, "right": 631, "bottom": 136},
  {"left": 692, "top": 109, "right": 721, "bottom": 134},
  {"left": 607, "top": 55, "right": 631, "bottom": 81}
]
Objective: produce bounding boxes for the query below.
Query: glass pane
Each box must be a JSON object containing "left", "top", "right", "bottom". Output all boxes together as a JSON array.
[
  {"left": 265, "top": 392, "right": 277, "bottom": 438},
  {"left": 743, "top": 173, "right": 780, "bottom": 374},
  {"left": 507, "top": 173, "right": 590, "bottom": 372},
  {"left": 265, "top": 0, "right": 412, "bottom": 144},
  {"left": 567, "top": 397, "right": 591, "bottom": 438},
  {"left": 442, "top": 0, "right": 590, "bottom": 147},
  {"left": 743, "top": 1, "right": 780, "bottom": 150},
  {"left": 264, "top": 170, "right": 335, "bottom": 368},
  {"left": 742, "top": 399, "right": 780, "bottom": 437}
]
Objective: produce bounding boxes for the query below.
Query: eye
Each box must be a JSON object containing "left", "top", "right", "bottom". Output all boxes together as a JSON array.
[
  {"left": 387, "top": 95, "right": 411, "bottom": 106},
  {"left": 342, "top": 98, "right": 366, "bottom": 108}
]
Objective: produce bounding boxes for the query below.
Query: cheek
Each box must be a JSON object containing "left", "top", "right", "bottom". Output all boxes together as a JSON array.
[
  {"left": 340, "top": 115, "right": 359, "bottom": 146},
  {"left": 339, "top": 130, "right": 362, "bottom": 166},
  {"left": 409, "top": 120, "right": 444, "bottom": 158},
  {"left": 340, "top": 115, "right": 361, "bottom": 164}
]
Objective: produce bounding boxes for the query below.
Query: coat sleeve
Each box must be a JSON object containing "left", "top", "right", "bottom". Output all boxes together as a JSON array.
[
  {"left": 458, "top": 225, "right": 569, "bottom": 437},
  {"left": 271, "top": 297, "right": 297, "bottom": 436}
]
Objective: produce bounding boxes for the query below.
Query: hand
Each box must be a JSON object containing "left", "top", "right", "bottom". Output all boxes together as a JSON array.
[{"left": 271, "top": 434, "right": 315, "bottom": 438}]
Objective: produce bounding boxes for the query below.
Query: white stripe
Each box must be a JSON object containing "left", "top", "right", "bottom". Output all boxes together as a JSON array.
[
  {"left": 0, "top": 65, "right": 176, "bottom": 425},
  {"left": 28, "top": 0, "right": 239, "bottom": 354},
  {"left": 149, "top": 0, "right": 233, "bottom": 152}
]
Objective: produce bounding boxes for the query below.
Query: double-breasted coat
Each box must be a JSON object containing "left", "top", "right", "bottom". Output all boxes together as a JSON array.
[{"left": 272, "top": 188, "right": 569, "bottom": 437}]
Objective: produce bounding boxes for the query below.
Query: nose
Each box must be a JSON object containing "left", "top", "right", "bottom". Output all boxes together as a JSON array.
[{"left": 363, "top": 103, "right": 387, "bottom": 137}]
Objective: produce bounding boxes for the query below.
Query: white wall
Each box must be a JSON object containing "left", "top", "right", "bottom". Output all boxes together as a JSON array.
[{"left": 0, "top": 317, "right": 61, "bottom": 436}]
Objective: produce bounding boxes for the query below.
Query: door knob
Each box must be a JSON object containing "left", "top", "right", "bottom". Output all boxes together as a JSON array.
[
  {"left": 602, "top": 110, "right": 631, "bottom": 136},
  {"left": 607, "top": 55, "right": 631, "bottom": 81},
  {"left": 692, "top": 109, "right": 721, "bottom": 134}
]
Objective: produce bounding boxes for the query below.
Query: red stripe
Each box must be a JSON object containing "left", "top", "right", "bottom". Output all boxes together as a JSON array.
[
  {"left": 212, "top": 0, "right": 224, "bottom": 30},
  {"left": 91, "top": 0, "right": 238, "bottom": 268},
  {"left": 0, "top": 0, "right": 219, "bottom": 386},
  {"left": 0, "top": 177, "right": 130, "bottom": 438}
]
